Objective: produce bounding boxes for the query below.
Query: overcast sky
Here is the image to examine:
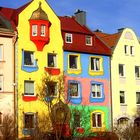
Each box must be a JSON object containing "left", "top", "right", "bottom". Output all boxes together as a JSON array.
[{"left": 1, "top": 0, "right": 140, "bottom": 37}]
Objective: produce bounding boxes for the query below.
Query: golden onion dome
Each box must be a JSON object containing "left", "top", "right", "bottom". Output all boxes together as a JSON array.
[{"left": 30, "top": 2, "right": 48, "bottom": 20}]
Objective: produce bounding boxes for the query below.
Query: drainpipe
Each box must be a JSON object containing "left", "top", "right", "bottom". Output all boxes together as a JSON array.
[
  {"left": 13, "top": 30, "right": 18, "bottom": 140},
  {"left": 109, "top": 55, "right": 113, "bottom": 131}
]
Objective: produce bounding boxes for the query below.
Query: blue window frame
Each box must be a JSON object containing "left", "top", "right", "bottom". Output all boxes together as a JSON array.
[
  {"left": 21, "top": 49, "right": 38, "bottom": 72},
  {"left": 68, "top": 80, "right": 82, "bottom": 104},
  {"left": 90, "top": 81, "right": 105, "bottom": 103}
]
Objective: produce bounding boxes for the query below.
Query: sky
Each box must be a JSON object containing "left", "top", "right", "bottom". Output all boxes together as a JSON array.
[{"left": 1, "top": 0, "right": 140, "bottom": 37}]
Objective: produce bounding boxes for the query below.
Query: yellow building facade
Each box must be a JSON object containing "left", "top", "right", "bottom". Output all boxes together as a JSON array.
[
  {"left": 17, "top": 0, "right": 63, "bottom": 138},
  {"left": 111, "top": 28, "right": 140, "bottom": 125}
]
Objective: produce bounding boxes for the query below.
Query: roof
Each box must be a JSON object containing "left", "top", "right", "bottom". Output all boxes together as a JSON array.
[
  {"left": 59, "top": 16, "right": 92, "bottom": 35},
  {"left": 59, "top": 16, "right": 111, "bottom": 55},
  {"left": 0, "top": 1, "right": 31, "bottom": 30},
  {"left": 94, "top": 31, "right": 121, "bottom": 48}
]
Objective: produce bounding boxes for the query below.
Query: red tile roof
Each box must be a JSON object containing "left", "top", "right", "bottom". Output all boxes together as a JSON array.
[
  {"left": 59, "top": 16, "right": 111, "bottom": 55},
  {"left": 59, "top": 16, "right": 92, "bottom": 35},
  {"left": 0, "top": 1, "right": 31, "bottom": 30},
  {"left": 94, "top": 31, "right": 121, "bottom": 48}
]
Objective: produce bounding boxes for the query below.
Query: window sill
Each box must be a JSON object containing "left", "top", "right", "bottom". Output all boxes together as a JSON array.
[
  {"left": 66, "top": 42, "right": 72, "bottom": 44},
  {"left": 119, "top": 76, "right": 126, "bottom": 78},
  {"left": 136, "top": 78, "right": 140, "bottom": 80},
  {"left": 44, "top": 67, "right": 60, "bottom": 75},
  {"left": 22, "top": 94, "right": 38, "bottom": 102},
  {"left": 0, "top": 60, "right": 5, "bottom": 63},
  {"left": 89, "top": 70, "right": 104, "bottom": 76},
  {"left": 86, "top": 44, "right": 92, "bottom": 46},
  {"left": 68, "top": 68, "right": 82, "bottom": 75},
  {"left": 22, "top": 65, "right": 38, "bottom": 73},
  {"left": 120, "top": 104, "right": 127, "bottom": 106}
]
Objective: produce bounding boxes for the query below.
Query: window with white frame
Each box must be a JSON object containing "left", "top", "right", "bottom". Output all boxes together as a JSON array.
[
  {"left": 118, "top": 117, "right": 129, "bottom": 125},
  {"left": 32, "top": 25, "right": 37, "bottom": 36},
  {"left": 41, "top": 25, "right": 46, "bottom": 36},
  {"left": 46, "top": 82, "right": 57, "bottom": 97},
  {"left": 24, "top": 113, "right": 35, "bottom": 129},
  {"left": 120, "top": 91, "right": 125, "bottom": 104},
  {"left": 0, "top": 75, "right": 3, "bottom": 91},
  {"left": 119, "top": 64, "right": 125, "bottom": 77},
  {"left": 130, "top": 46, "right": 134, "bottom": 55},
  {"left": 24, "top": 81, "right": 34, "bottom": 96},
  {"left": 69, "top": 83, "right": 79, "bottom": 97},
  {"left": 91, "top": 57, "right": 100, "bottom": 71},
  {"left": 91, "top": 84, "right": 102, "bottom": 98},
  {"left": 0, "top": 112, "right": 2, "bottom": 125},
  {"left": 65, "top": 33, "right": 72, "bottom": 43},
  {"left": 86, "top": 36, "right": 92, "bottom": 45},
  {"left": 135, "top": 66, "right": 140, "bottom": 78},
  {"left": 0, "top": 45, "right": 3, "bottom": 61},
  {"left": 24, "top": 51, "right": 34, "bottom": 66},
  {"left": 92, "top": 113, "right": 102, "bottom": 128},
  {"left": 124, "top": 45, "right": 128, "bottom": 55},
  {"left": 136, "top": 92, "right": 140, "bottom": 104},
  {"left": 69, "top": 55, "right": 78, "bottom": 69},
  {"left": 48, "top": 53, "right": 57, "bottom": 67}
]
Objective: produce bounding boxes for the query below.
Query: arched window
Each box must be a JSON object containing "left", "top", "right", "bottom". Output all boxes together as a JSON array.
[
  {"left": 134, "top": 117, "right": 140, "bottom": 127},
  {"left": 118, "top": 117, "right": 129, "bottom": 125}
]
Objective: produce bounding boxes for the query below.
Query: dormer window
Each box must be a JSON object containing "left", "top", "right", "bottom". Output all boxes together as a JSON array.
[
  {"left": 65, "top": 33, "right": 72, "bottom": 43},
  {"left": 32, "top": 25, "right": 37, "bottom": 36},
  {"left": 41, "top": 25, "right": 46, "bottom": 36},
  {"left": 86, "top": 36, "right": 92, "bottom": 45}
]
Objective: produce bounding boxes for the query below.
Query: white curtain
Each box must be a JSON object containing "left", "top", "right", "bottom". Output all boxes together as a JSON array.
[{"left": 30, "top": 53, "right": 34, "bottom": 65}]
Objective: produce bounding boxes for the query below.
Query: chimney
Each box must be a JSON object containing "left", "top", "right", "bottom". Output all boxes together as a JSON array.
[
  {"left": 118, "top": 28, "right": 124, "bottom": 33},
  {"left": 74, "top": 9, "right": 86, "bottom": 26}
]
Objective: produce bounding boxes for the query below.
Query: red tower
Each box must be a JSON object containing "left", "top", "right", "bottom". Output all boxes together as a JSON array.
[{"left": 29, "top": 2, "right": 51, "bottom": 51}]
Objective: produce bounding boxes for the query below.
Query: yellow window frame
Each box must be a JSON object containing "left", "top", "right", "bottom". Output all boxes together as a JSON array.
[
  {"left": 89, "top": 56, "right": 104, "bottom": 76},
  {"left": 67, "top": 54, "right": 82, "bottom": 75}
]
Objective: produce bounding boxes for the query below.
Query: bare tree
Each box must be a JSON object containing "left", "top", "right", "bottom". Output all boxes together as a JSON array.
[
  {"left": 36, "top": 72, "right": 71, "bottom": 140},
  {"left": 0, "top": 114, "right": 15, "bottom": 140}
]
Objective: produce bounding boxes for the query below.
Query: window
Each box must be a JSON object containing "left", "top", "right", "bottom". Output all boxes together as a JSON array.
[
  {"left": 48, "top": 54, "right": 57, "bottom": 67},
  {"left": 0, "top": 45, "right": 3, "bottom": 60},
  {"left": 69, "top": 55, "right": 78, "bottom": 69},
  {"left": 91, "top": 84, "right": 102, "bottom": 98},
  {"left": 91, "top": 57, "right": 100, "bottom": 71},
  {"left": 65, "top": 33, "right": 72, "bottom": 43},
  {"left": 69, "top": 83, "right": 78, "bottom": 97},
  {"left": 120, "top": 91, "right": 125, "bottom": 104},
  {"left": 86, "top": 36, "right": 92, "bottom": 45},
  {"left": 24, "top": 51, "right": 34, "bottom": 66},
  {"left": 0, "top": 75, "right": 3, "bottom": 91},
  {"left": 118, "top": 117, "right": 129, "bottom": 125},
  {"left": 124, "top": 45, "right": 128, "bottom": 55},
  {"left": 24, "top": 81, "right": 34, "bottom": 96},
  {"left": 130, "top": 46, "right": 134, "bottom": 55},
  {"left": 24, "top": 113, "right": 34, "bottom": 129},
  {"left": 41, "top": 25, "right": 46, "bottom": 36},
  {"left": 92, "top": 113, "right": 102, "bottom": 128},
  {"left": 136, "top": 92, "right": 140, "bottom": 104},
  {"left": 46, "top": 82, "right": 57, "bottom": 97},
  {"left": 134, "top": 118, "right": 140, "bottom": 127},
  {"left": 74, "top": 112, "right": 80, "bottom": 127},
  {"left": 32, "top": 25, "right": 37, "bottom": 36},
  {"left": 119, "top": 64, "right": 125, "bottom": 77},
  {"left": 135, "top": 66, "right": 140, "bottom": 78},
  {"left": 0, "top": 112, "right": 2, "bottom": 125}
]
